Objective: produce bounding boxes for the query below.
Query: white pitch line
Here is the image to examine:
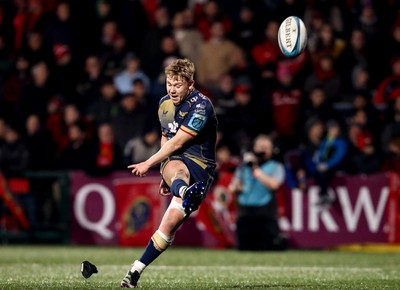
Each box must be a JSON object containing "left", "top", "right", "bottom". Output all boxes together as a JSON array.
[{"left": 104, "top": 265, "right": 381, "bottom": 273}]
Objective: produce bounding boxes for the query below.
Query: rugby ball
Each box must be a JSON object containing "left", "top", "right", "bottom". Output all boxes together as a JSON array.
[{"left": 278, "top": 16, "right": 307, "bottom": 58}]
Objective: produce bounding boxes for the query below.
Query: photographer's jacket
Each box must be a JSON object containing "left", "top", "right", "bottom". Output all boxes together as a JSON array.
[{"left": 233, "top": 160, "right": 285, "bottom": 207}]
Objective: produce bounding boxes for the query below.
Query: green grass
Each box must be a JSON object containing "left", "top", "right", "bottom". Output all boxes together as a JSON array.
[{"left": 0, "top": 246, "right": 399, "bottom": 289}]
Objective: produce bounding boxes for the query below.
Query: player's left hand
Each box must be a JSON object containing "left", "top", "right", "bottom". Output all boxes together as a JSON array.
[{"left": 128, "top": 162, "right": 150, "bottom": 177}]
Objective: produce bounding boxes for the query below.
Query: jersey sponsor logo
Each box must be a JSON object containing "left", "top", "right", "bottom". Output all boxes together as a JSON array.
[
  {"left": 168, "top": 121, "right": 179, "bottom": 133},
  {"left": 190, "top": 96, "right": 198, "bottom": 103},
  {"left": 188, "top": 113, "right": 207, "bottom": 131}
]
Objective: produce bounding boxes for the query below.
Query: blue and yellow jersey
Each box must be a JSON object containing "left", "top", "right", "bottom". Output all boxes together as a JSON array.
[{"left": 158, "top": 89, "right": 217, "bottom": 170}]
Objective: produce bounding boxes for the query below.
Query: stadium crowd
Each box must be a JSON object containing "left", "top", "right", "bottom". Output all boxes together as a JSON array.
[{"left": 0, "top": 0, "right": 400, "bottom": 188}]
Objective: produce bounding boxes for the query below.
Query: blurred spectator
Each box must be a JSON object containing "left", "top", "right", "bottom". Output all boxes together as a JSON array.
[
  {"left": 150, "top": 34, "right": 183, "bottom": 79},
  {"left": 171, "top": 10, "right": 204, "bottom": 68},
  {"left": 113, "top": 53, "right": 150, "bottom": 95},
  {"left": 268, "top": 65, "right": 304, "bottom": 158},
  {"left": 197, "top": 21, "right": 241, "bottom": 91},
  {"left": 24, "top": 114, "right": 56, "bottom": 170},
  {"left": 86, "top": 79, "right": 120, "bottom": 125},
  {"left": 295, "top": 118, "right": 326, "bottom": 191},
  {"left": 347, "top": 128, "right": 382, "bottom": 174},
  {"left": 301, "top": 85, "right": 340, "bottom": 126},
  {"left": 131, "top": 78, "right": 158, "bottom": 128},
  {"left": 218, "top": 84, "right": 258, "bottom": 155},
  {"left": 229, "top": 5, "right": 261, "bottom": 54},
  {"left": 58, "top": 121, "right": 90, "bottom": 170},
  {"left": 99, "top": 20, "right": 120, "bottom": 55},
  {"left": 19, "top": 61, "right": 56, "bottom": 123},
  {"left": 111, "top": 93, "right": 147, "bottom": 149},
  {"left": 381, "top": 135, "right": 400, "bottom": 172},
  {"left": 101, "top": 34, "right": 128, "bottom": 78},
  {"left": 86, "top": 122, "right": 123, "bottom": 176},
  {"left": 42, "top": 1, "right": 75, "bottom": 50},
  {"left": 75, "top": 55, "right": 104, "bottom": 112},
  {"left": 123, "top": 126, "right": 160, "bottom": 165},
  {"left": 313, "top": 120, "right": 348, "bottom": 207},
  {"left": 304, "top": 54, "right": 341, "bottom": 101},
  {"left": 52, "top": 43, "right": 78, "bottom": 101},
  {"left": 381, "top": 97, "right": 400, "bottom": 154},
  {"left": 338, "top": 28, "right": 370, "bottom": 95},
  {"left": 47, "top": 103, "right": 94, "bottom": 156},
  {"left": 309, "top": 22, "right": 346, "bottom": 62},
  {"left": 22, "top": 31, "right": 52, "bottom": 66},
  {"left": 228, "top": 134, "right": 287, "bottom": 251},
  {"left": 251, "top": 20, "right": 280, "bottom": 71},
  {"left": 1, "top": 54, "right": 31, "bottom": 120},
  {"left": 0, "top": 124, "right": 29, "bottom": 178},
  {"left": 141, "top": 6, "right": 171, "bottom": 70},
  {"left": 373, "top": 56, "right": 400, "bottom": 110},
  {"left": 194, "top": 0, "right": 232, "bottom": 41},
  {"left": 0, "top": 123, "right": 35, "bottom": 224}
]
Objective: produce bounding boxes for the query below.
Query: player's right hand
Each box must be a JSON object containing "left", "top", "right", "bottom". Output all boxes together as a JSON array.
[{"left": 159, "top": 179, "right": 171, "bottom": 196}]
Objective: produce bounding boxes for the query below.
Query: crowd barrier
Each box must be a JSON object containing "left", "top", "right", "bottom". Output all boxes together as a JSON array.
[{"left": 1, "top": 170, "right": 399, "bottom": 248}]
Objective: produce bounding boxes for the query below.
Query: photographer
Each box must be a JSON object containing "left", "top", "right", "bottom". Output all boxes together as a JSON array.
[{"left": 228, "top": 134, "right": 287, "bottom": 251}]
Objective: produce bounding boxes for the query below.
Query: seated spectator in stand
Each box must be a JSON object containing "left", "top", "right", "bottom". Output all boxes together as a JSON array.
[
  {"left": 171, "top": 9, "right": 204, "bottom": 67},
  {"left": 86, "top": 122, "right": 123, "bottom": 176},
  {"left": 194, "top": 0, "right": 232, "bottom": 41},
  {"left": 313, "top": 119, "right": 348, "bottom": 207},
  {"left": 19, "top": 61, "right": 56, "bottom": 123},
  {"left": 251, "top": 20, "right": 280, "bottom": 70},
  {"left": 113, "top": 53, "right": 150, "bottom": 95},
  {"left": 228, "top": 134, "right": 287, "bottom": 251},
  {"left": 304, "top": 54, "right": 341, "bottom": 101},
  {"left": 296, "top": 117, "right": 326, "bottom": 191},
  {"left": 301, "top": 85, "right": 340, "bottom": 125},
  {"left": 381, "top": 96, "right": 400, "bottom": 154},
  {"left": 123, "top": 126, "right": 160, "bottom": 166},
  {"left": 348, "top": 131, "right": 382, "bottom": 175},
  {"left": 111, "top": 93, "right": 147, "bottom": 149},
  {"left": 0, "top": 124, "right": 35, "bottom": 224},
  {"left": 75, "top": 55, "right": 105, "bottom": 113},
  {"left": 24, "top": 114, "right": 56, "bottom": 170},
  {"left": 2, "top": 55, "right": 31, "bottom": 121},
  {"left": 268, "top": 65, "right": 304, "bottom": 159},
  {"left": 373, "top": 56, "right": 400, "bottom": 110},
  {"left": 381, "top": 136, "right": 400, "bottom": 173},
  {"left": 197, "top": 21, "right": 241, "bottom": 91},
  {"left": 86, "top": 79, "right": 120, "bottom": 125},
  {"left": 58, "top": 121, "right": 91, "bottom": 170}
]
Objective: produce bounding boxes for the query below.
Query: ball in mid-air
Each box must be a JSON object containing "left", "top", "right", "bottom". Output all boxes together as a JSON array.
[{"left": 278, "top": 16, "right": 307, "bottom": 58}]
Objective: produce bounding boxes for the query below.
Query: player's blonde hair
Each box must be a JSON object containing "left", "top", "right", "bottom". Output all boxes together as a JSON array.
[{"left": 164, "top": 58, "right": 195, "bottom": 82}]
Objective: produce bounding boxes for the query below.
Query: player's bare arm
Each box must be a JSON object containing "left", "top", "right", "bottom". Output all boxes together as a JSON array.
[{"left": 128, "top": 129, "right": 194, "bottom": 177}]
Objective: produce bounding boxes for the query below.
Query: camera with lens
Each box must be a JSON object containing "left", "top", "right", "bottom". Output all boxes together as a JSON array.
[{"left": 243, "top": 151, "right": 265, "bottom": 167}]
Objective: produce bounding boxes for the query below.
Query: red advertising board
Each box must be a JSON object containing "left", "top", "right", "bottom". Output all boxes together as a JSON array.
[
  {"left": 279, "top": 174, "right": 390, "bottom": 248},
  {"left": 114, "top": 177, "right": 166, "bottom": 247},
  {"left": 69, "top": 170, "right": 398, "bottom": 248}
]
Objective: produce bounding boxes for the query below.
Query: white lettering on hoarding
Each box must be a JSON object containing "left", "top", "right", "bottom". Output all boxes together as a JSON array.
[
  {"left": 74, "top": 183, "right": 115, "bottom": 239},
  {"left": 308, "top": 187, "right": 338, "bottom": 232},
  {"left": 279, "top": 185, "right": 388, "bottom": 233},
  {"left": 337, "top": 186, "right": 389, "bottom": 233}
]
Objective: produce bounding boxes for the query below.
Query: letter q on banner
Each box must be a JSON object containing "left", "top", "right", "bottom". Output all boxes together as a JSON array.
[{"left": 74, "top": 183, "right": 115, "bottom": 239}]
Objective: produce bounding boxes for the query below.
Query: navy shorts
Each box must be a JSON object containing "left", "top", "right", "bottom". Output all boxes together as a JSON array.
[{"left": 161, "top": 154, "right": 215, "bottom": 195}]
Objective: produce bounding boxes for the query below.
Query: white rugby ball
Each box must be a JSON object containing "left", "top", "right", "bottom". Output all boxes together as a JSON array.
[{"left": 278, "top": 16, "right": 307, "bottom": 58}]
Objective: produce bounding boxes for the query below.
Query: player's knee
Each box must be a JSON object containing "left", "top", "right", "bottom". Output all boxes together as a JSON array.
[
  {"left": 168, "top": 199, "right": 186, "bottom": 216},
  {"left": 171, "top": 169, "right": 189, "bottom": 183},
  {"left": 151, "top": 230, "right": 173, "bottom": 252}
]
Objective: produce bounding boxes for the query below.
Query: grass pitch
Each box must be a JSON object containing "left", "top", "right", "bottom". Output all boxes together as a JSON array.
[{"left": 0, "top": 245, "right": 399, "bottom": 289}]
